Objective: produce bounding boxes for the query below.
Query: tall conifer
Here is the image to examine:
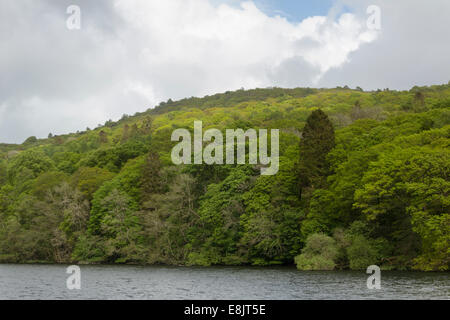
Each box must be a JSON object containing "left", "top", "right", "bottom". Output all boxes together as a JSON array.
[{"left": 298, "top": 109, "right": 335, "bottom": 199}]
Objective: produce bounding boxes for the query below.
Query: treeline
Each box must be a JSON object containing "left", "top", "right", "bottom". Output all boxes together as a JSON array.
[
  {"left": 151, "top": 87, "right": 317, "bottom": 114},
  {"left": 0, "top": 84, "right": 448, "bottom": 270}
]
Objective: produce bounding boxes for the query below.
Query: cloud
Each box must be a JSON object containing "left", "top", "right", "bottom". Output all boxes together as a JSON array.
[
  {"left": 317, "top": 0, "right": 450, "bottom": 90},
  {"left": 1, "top": 0, "right": 447, "bottom": 143}
]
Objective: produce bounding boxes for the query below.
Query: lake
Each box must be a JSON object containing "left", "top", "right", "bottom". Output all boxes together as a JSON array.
[{"left": 0, "top": 264, "right": 448, "bottom": 300}]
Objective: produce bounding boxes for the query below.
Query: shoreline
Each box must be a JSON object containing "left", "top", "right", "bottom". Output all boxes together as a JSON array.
[{"left": 0, "top": 262, "right": 448, "bottom": 273}]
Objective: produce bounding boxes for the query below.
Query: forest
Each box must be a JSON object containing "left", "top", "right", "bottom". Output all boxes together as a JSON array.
[{"left": 0, "top": 84, "right": 448, "bottom": 271}]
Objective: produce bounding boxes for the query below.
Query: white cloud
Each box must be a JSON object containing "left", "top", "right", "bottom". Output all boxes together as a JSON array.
[
  {"left": 114, "top": 0, "right": 377, "bottom": 90},
  {"left": 3, "top": 0, "right": 448, "bottom": 143}
]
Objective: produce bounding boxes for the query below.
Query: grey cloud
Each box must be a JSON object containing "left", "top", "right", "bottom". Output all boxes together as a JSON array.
[
  {"left": 267, "top": 56, "right": 319, "bottom": 88},
  {"left": 0, "top": 0, "right": 448, "bottom": 143},
  {"left": 318, "top": 0, "right": 450, "bottom": 90}
]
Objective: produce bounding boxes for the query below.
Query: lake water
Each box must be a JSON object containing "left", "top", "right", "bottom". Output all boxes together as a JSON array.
[{"left": 0, "top": 264, "right": 448, "bottom": 300}]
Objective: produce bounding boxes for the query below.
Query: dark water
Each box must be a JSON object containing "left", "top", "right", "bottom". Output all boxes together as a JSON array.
[{"left": 0, "top": 264, "right": 448, "bottom": 300}]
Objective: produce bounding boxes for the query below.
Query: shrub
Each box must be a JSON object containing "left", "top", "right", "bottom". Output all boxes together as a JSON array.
[
  {"left": 295, "top": 233, "right": 338, "bottom": 270},
  {"left": 346, "top": 235, "right": 379, "bottom": 270},
  {"left": 333, "top": 221, "right": 386, "bottom": 270}
]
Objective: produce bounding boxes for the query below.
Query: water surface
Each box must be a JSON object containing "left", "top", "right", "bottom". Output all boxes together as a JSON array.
[{"left": 0, "top": 264, "right": 448, "bottom": 300}]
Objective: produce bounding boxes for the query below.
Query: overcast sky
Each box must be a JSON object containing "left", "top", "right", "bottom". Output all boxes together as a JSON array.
[{"left": 1, "top": 0, "right": 449, "bottom": 143}]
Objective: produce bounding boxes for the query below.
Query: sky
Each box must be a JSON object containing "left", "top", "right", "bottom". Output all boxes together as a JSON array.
[
  {"left": 241, "top": 0, "right": 335, "bottom": 21},
  {"left": 1, "top": 0, "right": 449, "bottom": 143}
]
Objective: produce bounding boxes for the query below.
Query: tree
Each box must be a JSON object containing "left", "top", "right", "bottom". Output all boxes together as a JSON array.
[
  {"left": 31, "top": 171, "right": 69, "bottom": 199},
  {"left": 121, "top": 124, "right": 130, "bottom": 143},
  {"left": 0, "top": 84, "right": 448, "bottom": 269},
  {"left": 351, "top": 100, "right": 363, "bottom": 120},
  {"left": 7, "top": 149, "right": 55, "bottom": 186},
  {"left": 139, "top": 171, "right": 199, "bottom": 265},
  {"left": 23, "top": 136, "right": 38, "bottom": 144},
  {"left": 129, "top": 124, "right": 139, "bottom": 139},
  {"left": 354, "top": 147, "right": 449, "bottom": 269},
  {"left": 141, "top": 116, "right": 153, "bottom": 134},
  {"left": 0, "top": 183, "right": 89, "bottom": 263},
  {"left": 87, "top": 157, "right": 145, "bottom": 234},
  {"left": 44, "top": 183, "right": 90, "bottom": 262},
  {"left": 414, "top": 91, "right": 425, "bottom": 106},
  {"left": 99, "top": 130, "right": 108, "bottom": 144},
  {"left": 140, "top": 152, "right": 163, "bottom": 203},
  {"left": 0, "top": 161, "right": 7, "bottom": 186},
  {"left": 71, "top": 167, "right": 115, "bottom": 200},
  {"left": 240, "top": 157, "right": 302, "bottom": 265},
  {"left": 294, "top": 233, "right": 338, "bottom": 270},
  {"left": 75, "top": 188, "right": 143, "bottom": 263},
  {"left": 298, "top": 109, "right": 335, "bottom": 199},
  {"left": 187, "top": 166, "right": 254, "bottom": 266},
  {"left": 97, "top": 189, "right": 144, "bottom": 263}
]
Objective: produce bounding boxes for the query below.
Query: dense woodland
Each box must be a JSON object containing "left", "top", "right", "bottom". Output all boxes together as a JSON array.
[{"left": 0, "top": 84, "right": 448, "bottom": 271}]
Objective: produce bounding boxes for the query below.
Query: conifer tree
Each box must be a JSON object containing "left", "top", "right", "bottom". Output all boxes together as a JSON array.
[
  {"left": 413, "top": 91, "right": 425, "bottom": 112},
  {"left": 298, "top": 109, "right": 335, "bottom": 199},
  {"left": 414, "top": 91, "right": 425, "bottom": 106}
]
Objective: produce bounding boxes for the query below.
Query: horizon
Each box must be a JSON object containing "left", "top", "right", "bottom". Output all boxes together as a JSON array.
[{"left": 2, "top": 81, "right": 448, "bottom": 145}]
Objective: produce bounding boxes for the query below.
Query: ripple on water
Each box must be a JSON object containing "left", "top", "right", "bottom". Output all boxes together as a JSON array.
[{"left": 0, "top": 264, "right": 449, "bottom": 300}]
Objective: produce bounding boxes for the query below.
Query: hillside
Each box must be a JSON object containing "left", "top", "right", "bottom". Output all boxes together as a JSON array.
[{"left": 0, "top": 84, "right": 449, "bottom": 270}]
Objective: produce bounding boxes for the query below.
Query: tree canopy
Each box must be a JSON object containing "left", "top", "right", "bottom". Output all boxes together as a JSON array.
[{"left": 0, "top": 84, "right": 449, "bottom": 270}]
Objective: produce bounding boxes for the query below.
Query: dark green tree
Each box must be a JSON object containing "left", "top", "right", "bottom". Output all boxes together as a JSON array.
[{"left": 298, "top": 109, "right": 335, "bottom": 199}]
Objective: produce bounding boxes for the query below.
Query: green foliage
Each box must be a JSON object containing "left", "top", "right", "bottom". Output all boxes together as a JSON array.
[
  {"left": 295, "top": 233, "right": 338, "bottom": 270},
  {"left": 71, "top": 167, "right": 115, "bottom": 200},
  {"left": 139, "top": 169, "right": 200, "bottom": 265},
  {"left": 354, "top": 146, "right": 449, "bottom": 268},
  {"left": 240, "top": 157, "right": 302, "bottom": 265},
  {"left": 79, "top": 139, "right": 149, "bottom": 173},
  {"left": 31, "top": 171, "right": 69, "bottom": 198},
  {"left": 88, "top": 156, "right": 145, "bottom": 234},
  {"left": 346, "top": 235, "right": 380, "bottom": 270},
  {"left": 23, "top": 136, "right": 38, "bottom": 144},
  {"left": 187, "top": 165, "right": 255, "bottom": 265},
  {"left": 53, "top": 152, "right": 81, "bottom": 174},
  {"left": 0, "top": 84, "right": 449, "bottom": 270},
  {"left": 0, "top": 183, "right": 89, "bottom": 263},
  {"left": 140, "top": 152, "right": 164, "bottom": 202},
  {"left": 0, "top": 160, "right": 8, "bottom": 186},
  {"left": 8, "top": 149, "right": 54, "bottom": 186}
]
